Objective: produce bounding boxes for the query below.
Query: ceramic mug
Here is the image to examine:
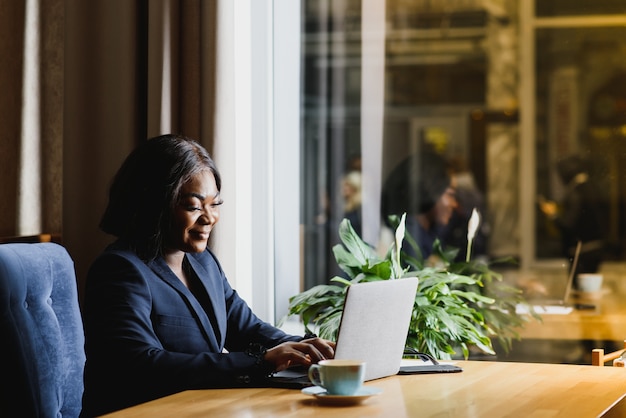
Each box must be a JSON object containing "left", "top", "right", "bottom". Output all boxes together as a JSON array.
[
  {"left": 308, "top": 359, "right": 366, "bottom": 395},
  {"left": 577, "top": 273, "right": 603, "bottom": 293}
]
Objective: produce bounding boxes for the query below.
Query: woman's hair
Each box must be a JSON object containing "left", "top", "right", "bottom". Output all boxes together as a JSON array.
[
  {"left": 381, "top": 151, "right": 451, "bottom": 223},
  {"left": 99, "top": 134, "right": 221, "bottom": 260}
]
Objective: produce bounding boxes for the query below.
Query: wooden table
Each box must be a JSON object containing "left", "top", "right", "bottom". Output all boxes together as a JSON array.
[
  {"left": 516, "top": 267, "right": 626, "bottom": 341},
  {"left": 102, "top": 361, "right": 626, "bottom": 418},
  {"left": 516, "top": 295, "right": 626, "bottom": 341}
]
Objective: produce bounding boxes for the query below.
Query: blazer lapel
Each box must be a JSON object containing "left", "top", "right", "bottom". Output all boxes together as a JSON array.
[{"left": 148, "top": 257, "right": 222, "bottom": 350}]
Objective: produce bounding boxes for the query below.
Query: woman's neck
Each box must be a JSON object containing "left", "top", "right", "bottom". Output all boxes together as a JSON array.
[
  {"left": 416, "top": 213, "right": 431, "bottom": 231},
  {"left": 163, "top": 250, "right": 189, "bottom": 288}
]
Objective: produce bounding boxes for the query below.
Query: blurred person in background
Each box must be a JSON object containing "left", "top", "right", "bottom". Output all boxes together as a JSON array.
[
  {"left": 538, "top": 154, "right": 606, "bottom": 280},
  {"left": 381, "top": 150, "right": 458, "bottom": 263},
  {"left": 342, "top": 170, "right": 362, "bottom": 236},
  {"left": 441, "top": 156, "right": 489, "bottom": 262}
]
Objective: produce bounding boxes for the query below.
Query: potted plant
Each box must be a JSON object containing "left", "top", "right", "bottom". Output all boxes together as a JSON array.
[
  {"left": 396, "top": 209, "right": 539, "bottom": 355},
  {"left": 283, "top": 212, "right": 537, "bottom": 360}
]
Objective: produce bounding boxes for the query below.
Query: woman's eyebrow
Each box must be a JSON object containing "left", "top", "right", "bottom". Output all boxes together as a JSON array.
[
  {"left": 184, "top": 192, "right": 221, "bottom": 201},
  {"left": 184, "top": 192, "right": 206, "bottom": 201}
]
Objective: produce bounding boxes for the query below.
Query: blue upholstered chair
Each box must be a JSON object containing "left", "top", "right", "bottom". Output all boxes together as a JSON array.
[{"left": 0, "top": 243, "right": 85, "bottom": 417}]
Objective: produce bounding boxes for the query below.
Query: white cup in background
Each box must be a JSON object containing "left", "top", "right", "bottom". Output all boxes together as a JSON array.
[{"left": 577, "top": 273, "right": 603, "bottom": 293}]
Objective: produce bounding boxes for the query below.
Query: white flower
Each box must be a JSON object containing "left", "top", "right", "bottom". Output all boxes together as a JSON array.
[
  {"left": 466, "top": 208, "right": 481, "bottom": 262},
  {"left": 395, "top": 213, "right": 407, "bottom": 255},
  {"left": 467, "top": 208, "right": 480, "bottom": 242},
  {"left": 393, "top": 213, "right": 407, "bottom": 279}
]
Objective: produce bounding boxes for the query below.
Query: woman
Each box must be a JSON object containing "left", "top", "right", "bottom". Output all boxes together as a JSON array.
[
  {"left": 81, "top": 134, "right": 335, "bottom": 416},
  {"left": 380, "top": 150, "right": 458, "bottom": 262}
]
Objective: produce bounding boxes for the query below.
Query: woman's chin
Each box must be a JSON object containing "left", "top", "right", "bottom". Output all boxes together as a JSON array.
[{"left": 186, "top": 240, "right": 208, "bottom": 253}]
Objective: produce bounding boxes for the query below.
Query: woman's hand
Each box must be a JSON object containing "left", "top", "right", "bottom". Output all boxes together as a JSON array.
[{"left": 264, "top": 338, "right": 336, "bottom": 372}]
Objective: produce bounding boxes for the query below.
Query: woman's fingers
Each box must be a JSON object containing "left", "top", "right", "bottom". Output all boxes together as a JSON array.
[
  {"left": 265, "top": 343, "right": 310, "bottom": 369},
  {"left": 297, "top": 338, "right": 336, "bottom": 362},
  {"left": 308, "top": 338, "right": 336, "bottom": 359},
  {"left": 265, "top": 339, "right": 336, "bottom": 370}
]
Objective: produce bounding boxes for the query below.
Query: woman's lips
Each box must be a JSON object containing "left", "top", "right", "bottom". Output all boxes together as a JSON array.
[{"left": 191, "top": 230, "right": 210, "bottom": 240}]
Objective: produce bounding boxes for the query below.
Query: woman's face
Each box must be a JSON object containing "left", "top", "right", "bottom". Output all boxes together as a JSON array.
[
  {"left": 168, "top": 169, "right": 222, "bottom": 253},
  {"left": 432, "top": 176, "right": 458, "bottom": 227}
]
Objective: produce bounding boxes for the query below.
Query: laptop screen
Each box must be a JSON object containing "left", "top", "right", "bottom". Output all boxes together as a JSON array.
[
  {"left": 562, "top": 240, "right": 582, "bottom": 302},
  {"left": 334, "top": 277, "right": 418, "bottom": 381}
]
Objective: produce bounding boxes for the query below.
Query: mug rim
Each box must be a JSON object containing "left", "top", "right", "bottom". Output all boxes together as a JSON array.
[
  {"left": 318, "top": 359, "right": 365, "bottom": 367},
  {"left": 577, "top": 273, "right": 602, "bottom": 278}
]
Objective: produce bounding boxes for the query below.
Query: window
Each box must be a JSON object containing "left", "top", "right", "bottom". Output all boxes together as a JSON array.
[{"left": 293, "top": 0, "right": 626, "bottom": 306}]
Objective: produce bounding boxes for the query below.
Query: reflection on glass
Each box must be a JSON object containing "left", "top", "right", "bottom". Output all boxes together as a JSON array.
[
  {"left": 535, "top": 0, "right": 626, "bottom": 17},
  {"left": 300, "top": 0, "right": 626, "bottom": 294},
  {"left": 535, "top": 26, "right": 626, "bottom": 269}
]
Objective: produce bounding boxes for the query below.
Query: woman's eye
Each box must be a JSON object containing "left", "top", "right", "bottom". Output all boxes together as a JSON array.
[{"left": 211, "top": 200, "right": 224, "bottom": 208}]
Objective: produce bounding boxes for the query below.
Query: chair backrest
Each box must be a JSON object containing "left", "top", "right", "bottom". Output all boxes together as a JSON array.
[
  {"left": 592, "top": 340, "right": 626, "bottom": 366},
  {"left": 0, "top": 243, "right": 85, "bottom": 417},
  {"left": 0, "top": 233, "right": 62, "bottom": 244}
]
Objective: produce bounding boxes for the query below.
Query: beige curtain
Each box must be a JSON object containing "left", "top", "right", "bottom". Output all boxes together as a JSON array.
[
  {"left": 1, "top": 0, "right": 219, "bottom": 295},
  {"left": 0, "top": 0, "right": 64, "bottom": 238}
]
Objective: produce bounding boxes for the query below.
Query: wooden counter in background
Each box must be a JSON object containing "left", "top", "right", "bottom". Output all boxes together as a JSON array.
[{"left": 516, "top": 263, "right": 626, "bottom": 341}]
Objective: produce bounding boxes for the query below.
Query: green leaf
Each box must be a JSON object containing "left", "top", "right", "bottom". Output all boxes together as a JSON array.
[
  {"left": 330, "top": 276, "right": 353, "bottom": 287},
  {"left": 363, "top": 260, "right": 393, "bottom": 279},
  {"left": 337, "top": 219, "right": 379, "bottom": 265}
]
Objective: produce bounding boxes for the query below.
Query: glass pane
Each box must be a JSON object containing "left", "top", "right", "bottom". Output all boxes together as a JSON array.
[
  {"left": 535, "top": 0, "right": 626, "bottom": 17},
  {"left": 300, "top": 1, "right": 626, "bottom": 293},
  {"left": 301, "top": 0, "right": 363, "bottom": 289},
  {"left": 296, "top": 0, "right": 626, "bottom": 366},
  {"left": 535, "top": 26, "right": 626, "bottom": 270},
  {"left": 301, "top": 0, "right": 499, "bottom": 291}
]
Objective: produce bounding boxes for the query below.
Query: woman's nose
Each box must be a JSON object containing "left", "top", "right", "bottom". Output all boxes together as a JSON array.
[{"left": 201, "top": 206, "right": 219, "bottom": 225}]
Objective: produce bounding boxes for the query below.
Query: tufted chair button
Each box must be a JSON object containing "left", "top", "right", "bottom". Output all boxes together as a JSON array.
[
  {"left": 23, "top": 301, "right": 28, "bottom": 309},
  {"left": 47, "top": 298, "right": 52, "bottom": 305}
]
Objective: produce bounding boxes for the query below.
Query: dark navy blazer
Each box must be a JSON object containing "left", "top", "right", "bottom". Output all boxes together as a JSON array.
[{"left": 81, "top": 241, "right": 300, "bottom": 416}]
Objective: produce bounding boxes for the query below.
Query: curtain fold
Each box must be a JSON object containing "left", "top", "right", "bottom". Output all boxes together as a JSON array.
[
  {"left": 63, "top": 0, "right": 217, "bottom": 290},
  {"left": 0, "top": 0, "right": 63, "bottom": 238},
  {"left": 0, "top": 1, "right": 25, "bottom": 237},
  {"left": 146, "top": 0, "right": 216, "bottom": 148},
  {"left": 1, "top": 0, "right": 219, "bottom": 293},
  {"left": 3, "top": 0, "right": 260, "bottom": 308}
]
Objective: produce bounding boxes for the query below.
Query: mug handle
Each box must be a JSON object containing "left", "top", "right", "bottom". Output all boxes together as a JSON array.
[{"left": 308, "top": 364, "right": 323, "bottom": 386}]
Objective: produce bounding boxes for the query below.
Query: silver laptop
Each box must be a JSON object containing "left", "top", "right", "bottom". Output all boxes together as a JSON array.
[
  {"left": 334, "top": 277, "right": 418, "bottom": 380},
  {"left": 532, "top": 240, "right": 581, "bottom": 306},
  {"left": 269, "top": 277, "right": 419, "bottom": 387},
  {"left": 516, "top": 241, "right": 583, "bottom": 314}
]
